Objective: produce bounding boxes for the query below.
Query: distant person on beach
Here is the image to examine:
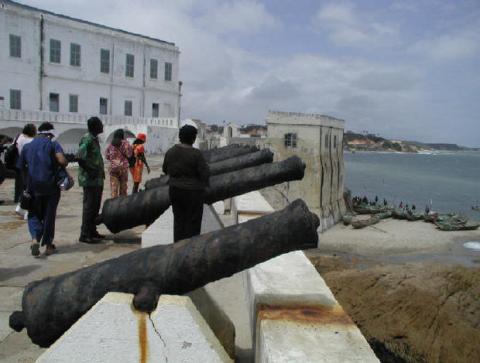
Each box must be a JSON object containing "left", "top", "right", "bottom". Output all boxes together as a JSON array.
[
  {"left": 105, "top": 129, "right": 132, "bottom": 198},
  {"left": 17, "top": 122, "right": 67, "bottom": 257},
  {"left": 162, "top": 125, "right": 209, "bottom": 242},
  {"left": 130, "top": 133, "right": 150, "bottom": 193},
  {"left": 77, "top": 117, "right": 105, "bottom": 244}
]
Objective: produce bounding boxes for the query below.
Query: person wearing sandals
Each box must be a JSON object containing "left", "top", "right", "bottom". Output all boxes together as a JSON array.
[
  {"left": 105, "top": 129, "right": 133, "bottom": 198},
  {"left": 16, "top": 122, "right": 68, "bottom": 257}
]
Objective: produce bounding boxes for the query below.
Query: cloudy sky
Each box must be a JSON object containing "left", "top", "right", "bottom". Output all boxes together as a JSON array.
[{"left": 21, "top": 0, "right": 480, "bottom": 146}]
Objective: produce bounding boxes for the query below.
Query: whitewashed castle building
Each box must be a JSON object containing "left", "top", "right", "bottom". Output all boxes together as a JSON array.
[{"left": 0, "top": 0, "right": 181, "bottom": 153}]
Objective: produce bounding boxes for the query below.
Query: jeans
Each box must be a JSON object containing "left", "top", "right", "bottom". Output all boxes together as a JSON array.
[
  {"left": 28, "top": 191, "right": 61, "bottom": 246},
  {"left": 169, "top": 186, "right": 204, "bottom": 242},
  {"left": 81, "top": 186, "right": 103, "bottom": 238}
]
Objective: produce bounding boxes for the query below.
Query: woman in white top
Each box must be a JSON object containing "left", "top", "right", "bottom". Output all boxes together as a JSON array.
[{"left": 15, "top": 124, "right": 37, "bottom": 214}]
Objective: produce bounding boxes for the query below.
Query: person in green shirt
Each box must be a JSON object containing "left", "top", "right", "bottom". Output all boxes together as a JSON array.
[{"left": 77, "top": 117, "right": 105, "bottom": 244}]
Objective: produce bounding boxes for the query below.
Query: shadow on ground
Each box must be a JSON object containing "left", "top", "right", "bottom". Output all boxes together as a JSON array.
[{"left": 0, "top": 266, "right": 41, "bottom": 282}]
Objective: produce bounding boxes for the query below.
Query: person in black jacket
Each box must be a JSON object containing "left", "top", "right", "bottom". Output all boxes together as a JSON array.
[{"left": 162, "top": 125, "right": 209, "bottom": 242}]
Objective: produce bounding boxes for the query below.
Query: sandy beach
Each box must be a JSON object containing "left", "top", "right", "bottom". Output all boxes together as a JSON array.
[{"left": 317, "top": 217, "right": 480, "bottom": 260}]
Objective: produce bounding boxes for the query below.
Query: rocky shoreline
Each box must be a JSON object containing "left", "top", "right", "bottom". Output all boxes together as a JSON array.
[{"left": 308, "top": 220, "right": 480, "bottom": 363}]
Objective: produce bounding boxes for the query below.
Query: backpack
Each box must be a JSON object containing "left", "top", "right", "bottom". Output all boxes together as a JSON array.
[{"left": 4, "top": 135, "right": 19, "bottom": 170}]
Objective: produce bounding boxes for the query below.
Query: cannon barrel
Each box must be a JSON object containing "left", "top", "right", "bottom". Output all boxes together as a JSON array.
[
  {"left": 204, "top": 144, "right": 259, "bottom": 163},
  {"left": 144, "top": 149, "right": 274, "bottom": 190},
  {"left": 10, "top": 199, "right": 319, "bottom": 347},
  {"left": 99, "top": 156, "right": 305, "bottom": 233}
]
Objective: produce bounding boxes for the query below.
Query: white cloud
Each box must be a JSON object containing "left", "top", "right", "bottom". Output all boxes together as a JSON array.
[
  {"left": 390, "top": 1, "right": 419, "bottom": 12},
  {"left": 197, "top": 0, "right": 278, "bottom": 35},
  {"left": 314, "top": 2, "right": 398, "bottom": 48},
  {"left": 411, "top": 30, "right": 480, "bottom": 61},
  {"left": 17, "top": 0, "right": 480, "bottom": 145}
]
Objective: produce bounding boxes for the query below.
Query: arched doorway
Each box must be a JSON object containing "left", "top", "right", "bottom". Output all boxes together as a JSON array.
[
  {"left": 56, "top": 128, "right": 88, "bottom": 154},
  {"left": 0, "top": 127, "right": 22, "bottom": 143}
]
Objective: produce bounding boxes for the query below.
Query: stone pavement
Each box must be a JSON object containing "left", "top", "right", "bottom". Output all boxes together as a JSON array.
[{"left": 0, "top": 158, "right": 166, "bottom": 363}]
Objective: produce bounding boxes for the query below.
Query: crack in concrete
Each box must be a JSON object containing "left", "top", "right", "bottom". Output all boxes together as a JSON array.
[{"left": 148, "top": 314, "right": 168, "bottom": 363}]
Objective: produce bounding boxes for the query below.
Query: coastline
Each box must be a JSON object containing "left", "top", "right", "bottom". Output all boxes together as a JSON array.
[
  {"left": 307, "top": 219, "right": 480, "bottom": 362},
  {"left": 316, "top": 218, "right": 480, "bottom": 259}
]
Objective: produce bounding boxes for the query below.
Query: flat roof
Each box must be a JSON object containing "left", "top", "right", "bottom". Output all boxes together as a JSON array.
[
  {"left": 266, "top": 110, "right": 345, "bottom": 129},
  {"left": 3, "top": 0, "right": 176, "bottom": 47}
]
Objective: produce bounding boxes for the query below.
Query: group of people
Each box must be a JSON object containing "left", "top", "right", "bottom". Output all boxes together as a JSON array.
[
  {"left": 1, "top": 118, "right": 209, "bottom": 257},
  {"left": 105, "top": 129, "right": 150, "bottom": 198}
]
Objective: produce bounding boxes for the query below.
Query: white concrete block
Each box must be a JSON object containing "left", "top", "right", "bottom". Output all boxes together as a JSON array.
[
  {"left": 233, "top": 191, "right": 274, "bottom": 224},
  {"left": 248, "top": 251, "right": 379, "bottom": 363},
  {"left": 141, "top": 206, "right": 174, "bottom": 248},
  {"left": 37, "top": 293, "right": 232, "bottom": 363},
  {"left": 257, "top": 319, "right": 378, "bottom": 363},
  {"left": 212, "top": 201, "right": 225, "bottom": 215},
  {"left": 141, "top": 205, "right": 223, "bottom": 248},
  {"left": 234, "top": 191, "right": 274, "bottom": 214},
  {"left": 247, "top": 251, "right": 336, "bottom": 326}
]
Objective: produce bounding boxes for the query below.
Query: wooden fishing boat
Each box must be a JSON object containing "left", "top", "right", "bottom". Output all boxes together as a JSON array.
[{"left": 351, "top": 215, "right": 380, "bottom": 229}]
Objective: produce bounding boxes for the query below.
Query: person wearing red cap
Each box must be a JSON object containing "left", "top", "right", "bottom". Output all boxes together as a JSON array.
[{"left": 130, "top": 133, "right": 150, "bottom": 193}]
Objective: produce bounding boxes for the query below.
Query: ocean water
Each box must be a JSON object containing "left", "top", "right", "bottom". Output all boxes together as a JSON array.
[{"left": 344, "top": 151, "right": 480, "bottom": 218}]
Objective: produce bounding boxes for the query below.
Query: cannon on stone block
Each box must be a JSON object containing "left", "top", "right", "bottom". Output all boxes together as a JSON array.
[
  {"left": 10, "top": 199, "right": 320, "bottom": 348},
  {"left": 144, "top": 149, "right": 274, "bottom": 190},
  {"left": 202, "top": 144, "right": 259, "bottom": 163},
  {"left": 205, "top": 144, "right": 259, "bottom": 163},
  {"left": 99, "top": 156, "right": 306, "bottom": 233}
]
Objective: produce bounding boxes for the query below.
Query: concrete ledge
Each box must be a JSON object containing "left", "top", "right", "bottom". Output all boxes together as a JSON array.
[
  {"left": 188, "top": 287, "right": 236, "bottom": 359},
  {"left": 247, "top": 251, "right": 379, "bottom": 362},
  {"left": 141, "top": 204, "right": 223, "bottom": 247},
  {"left": 232, "top": 191, "right": 274, "bottom": 224},
  {"left": 37, "top": 292, "right": 232, "bottom": 363}
]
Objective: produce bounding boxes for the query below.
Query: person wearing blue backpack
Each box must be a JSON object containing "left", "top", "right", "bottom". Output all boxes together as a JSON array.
[{"left": 17, "top": 122, "right": 68, "bottom": 257}]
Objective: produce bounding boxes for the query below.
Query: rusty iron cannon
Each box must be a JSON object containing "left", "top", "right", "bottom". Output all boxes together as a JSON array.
[
  {"left": 204, "top": 144, "right": 259, "bottom": 163},
  {"left": 98, "top": 156, "right": 305, "bottom": 233},
  {"left": 202, "top": 144, "right": 259, "bottom": 163},
  {"left": 144, "top": 149, "right": 274, "bottom": 190},
  {"left": 10, "top": 199, "right": 320, "bottom": 347}
]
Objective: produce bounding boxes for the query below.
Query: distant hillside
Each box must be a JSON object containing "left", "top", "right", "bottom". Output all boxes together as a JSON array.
[
  {"left": 344, "top": 132, "right": 475, "bottom": 153},
  {"left": 424, "top": 143, "right": 461, "bottom": 151}
]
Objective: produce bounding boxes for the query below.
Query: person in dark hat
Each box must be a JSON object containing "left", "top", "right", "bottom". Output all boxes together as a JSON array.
[
  {"left": 77, "top": 117, "right": 105, "bottom": 244},
  {"left": 162, "top": 125, "right": 209, "bottom": 242}
]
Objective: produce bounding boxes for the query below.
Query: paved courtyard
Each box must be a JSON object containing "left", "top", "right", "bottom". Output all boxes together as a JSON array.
[{"left": 0, "top": 158, "right": 166, "bottom": 362}]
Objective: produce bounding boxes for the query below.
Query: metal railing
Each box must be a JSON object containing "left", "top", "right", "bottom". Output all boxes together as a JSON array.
[{"left": 0, "top": 108, "right": 177, "bottom": 128}]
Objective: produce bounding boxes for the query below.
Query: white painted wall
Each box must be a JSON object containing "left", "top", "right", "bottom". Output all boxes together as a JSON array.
[
  {"left": 0, "top": 0, "right": 180, "bottom": 120},
  {"left": 0, "top": 5, "right": 40, "bottom": 111}
]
